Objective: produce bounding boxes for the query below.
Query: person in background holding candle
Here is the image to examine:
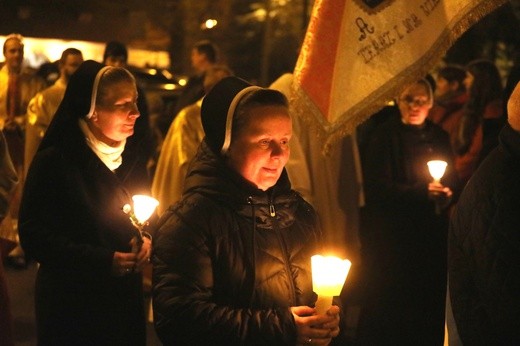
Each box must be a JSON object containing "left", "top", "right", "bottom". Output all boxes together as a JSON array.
[
  {"left": 18, "top": 60, "right": 152, "bottom": 344},
  {"left": 152, "top": 76, "right": 340, "bottom": 345},
  {"left": 448, "top": 77, "right": 520, "bottom": 344},
  {"left": 356, "top": 79, "right": 459, "bottom": 344}
]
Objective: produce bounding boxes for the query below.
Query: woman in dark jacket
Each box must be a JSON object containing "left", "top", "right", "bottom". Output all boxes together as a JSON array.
[
  {"left": 356, "top": 79, "right": 459, "bottom": 345},
  {"left": 152, "top": 76, "right": 341, "bottom": 345},
  {"left": 19, "top": 60, "right": 152, "bottom": 345}
]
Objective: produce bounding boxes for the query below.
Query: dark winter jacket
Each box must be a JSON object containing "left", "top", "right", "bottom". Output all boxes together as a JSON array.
[
  {"left": 19, "top": 120, "right": 150, "bottom": 345},
  {"left": 449, "top": 123, "right": 520, "bottom": 345},
  {"left": 152, "top": 140, "right": 322, "bottom": 345}
]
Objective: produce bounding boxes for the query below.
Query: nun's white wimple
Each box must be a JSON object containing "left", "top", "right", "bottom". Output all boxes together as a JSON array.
[
  {"left": 85, "top": 66, "right": 113, "bottom": 119},
  {"left": 221, "top": 86, "right": 262, "bottom": 155}
]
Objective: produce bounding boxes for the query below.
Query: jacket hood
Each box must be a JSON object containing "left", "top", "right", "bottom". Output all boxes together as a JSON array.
[{"left": 182, "top": 140, "right": 298, "bottom": 228}]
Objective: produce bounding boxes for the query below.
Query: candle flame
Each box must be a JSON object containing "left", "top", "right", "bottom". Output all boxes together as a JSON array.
[
  {"left": 311, "top": 255, "right": 351, "bottom": 296},
  {"left": 427, "top": 160, "right": 447, "bottom": 182},
  {"left": 132, "top": 195, "right": 159, "bottom": 224}
]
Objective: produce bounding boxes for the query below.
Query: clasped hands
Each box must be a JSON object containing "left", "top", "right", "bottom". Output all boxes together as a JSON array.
[
  {"left": 111, "top": 236, "right": 151, "bottom": 276},
  {"left": 292, "top": 305, "right": 340, "bottom": 346}
]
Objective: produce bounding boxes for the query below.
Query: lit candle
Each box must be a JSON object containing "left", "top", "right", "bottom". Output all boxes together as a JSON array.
[
  {"left": 132, "top": 195, "right": 159, "bottom": 225},
  {"left": 427, "top": 160, "right": 447, "bottom": 184},
  {"left": 123, "top": 195, "right": 159, "bottom": 253},
  {"left": 311, "top": 255, "right": 351, "bottom": 314}
]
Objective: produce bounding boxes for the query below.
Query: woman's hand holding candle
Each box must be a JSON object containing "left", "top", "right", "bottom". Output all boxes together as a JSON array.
[{"left": 291, "top": 305, "right": 340, "bottom": 345}]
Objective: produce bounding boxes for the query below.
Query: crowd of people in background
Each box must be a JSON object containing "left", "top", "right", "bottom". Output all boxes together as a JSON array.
[{"left": 0, "top": 31, "right": 519, "bottom": 345}]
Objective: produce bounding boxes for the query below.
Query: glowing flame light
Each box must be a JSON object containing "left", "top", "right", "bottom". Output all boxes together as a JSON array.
[
  {"left": 311, "top": 255, "right": 351, "bottom": 314},
  {"left": 202, "top": 19, "right": 218, "bottom": 30},
  {"left": 132, "top": 195, "right": 159, "bottom": 225},
  {"left": 427, "top": 160, "right": 447, "bottom": 183}
]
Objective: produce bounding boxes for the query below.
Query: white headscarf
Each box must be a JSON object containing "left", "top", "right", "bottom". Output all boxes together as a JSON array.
[{"left": 78, "top": 118, "right": 125, "bottom": 171}]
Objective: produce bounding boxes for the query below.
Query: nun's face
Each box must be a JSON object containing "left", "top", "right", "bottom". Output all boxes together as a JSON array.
[
  {"left": 91, "top": 80, "right": 139, "bottom": 146},
  {"left": 398, "top": 82, "right": 432, "bottom": 126},
  {"left": 227, "top": 105, "right": 291, "bottom": 191}
]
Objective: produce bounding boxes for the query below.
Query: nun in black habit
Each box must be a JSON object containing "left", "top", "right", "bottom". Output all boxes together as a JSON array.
[{"left": 19, "top": 60, "right": 152, "bottom": 345}]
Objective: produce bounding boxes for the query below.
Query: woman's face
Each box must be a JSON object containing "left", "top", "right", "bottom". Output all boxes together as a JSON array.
[
  {"left": 91, "top": 80, "right": 139, "bottom": 146},
  {"left": 226, "top": 105, "right": 292, "bottom": 191},
  {"left": 398, "top": 82, "right": 432, "bottom": 126}
]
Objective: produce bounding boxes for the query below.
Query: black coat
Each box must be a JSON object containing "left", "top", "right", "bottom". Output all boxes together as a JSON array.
[
  {"left": 152, "top": 141, "right": 322, "bottom": 345},
  {"left": 449, "top": 124, "right": 520, "bottom": 345},
  {"left": 19, "top": 120, "right": 150, "bottom": 345},
  {"left": 357, "top": 113, "right": 458, "bottom": 345}
]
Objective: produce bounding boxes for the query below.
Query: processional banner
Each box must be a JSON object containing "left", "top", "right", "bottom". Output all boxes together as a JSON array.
[{"left": 292, "top": 0, "right": 508, "bottom": 151}]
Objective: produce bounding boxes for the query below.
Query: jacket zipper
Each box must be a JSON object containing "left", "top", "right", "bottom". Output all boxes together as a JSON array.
[
  {"left": 269, "top": 203, "right": 276, "bottom": 217},
  {"left": 271, "top": 197, "right": 297, "bottom": 305}
]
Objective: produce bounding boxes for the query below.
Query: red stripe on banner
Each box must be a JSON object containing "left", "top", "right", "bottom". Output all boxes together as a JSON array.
[{"left": 299, "top": 0, "right": 346, "bottom": 121}]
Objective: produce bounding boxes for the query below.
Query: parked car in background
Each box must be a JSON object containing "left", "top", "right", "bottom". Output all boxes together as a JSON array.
[
  {"left": 127, "top": 66, "right": 186, "bottom": 173},
  {"left": 128, "top": 65, "right": 186, "bottom": 132},
  {"left": 129, "top": 67, "right": 186, "bottom": 118}
]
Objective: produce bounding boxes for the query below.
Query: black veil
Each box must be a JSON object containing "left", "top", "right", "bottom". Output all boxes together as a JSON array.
[{"left": 38, "top": 60, "right": 105, "bottom": 152}]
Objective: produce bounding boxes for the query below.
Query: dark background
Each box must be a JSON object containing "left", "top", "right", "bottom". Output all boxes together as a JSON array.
[{"left": 0, "top": 0, "right": 519, "bottom": 85}]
